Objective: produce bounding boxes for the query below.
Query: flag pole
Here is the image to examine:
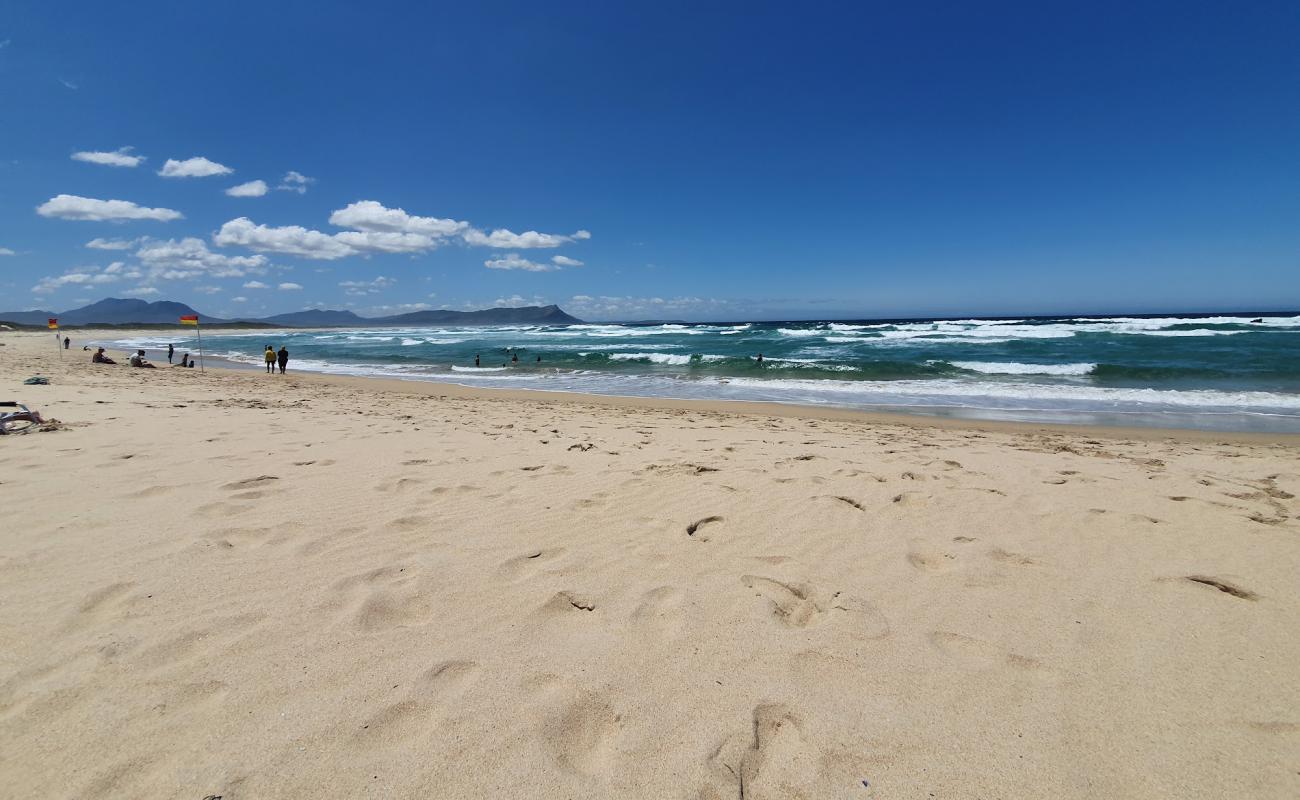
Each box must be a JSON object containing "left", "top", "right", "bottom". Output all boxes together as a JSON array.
[{"left": 196, "top": 320, "right": 205, "bottom": 372}]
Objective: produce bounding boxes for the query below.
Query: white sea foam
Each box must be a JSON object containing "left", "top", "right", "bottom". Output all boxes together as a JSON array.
[
  {"left": 951, "top": 361, "right": 1097, "bottom": 376},
  {"left": 720, "top": 376, "right": 1300, "bottom": 412},
  {"left": 609, "top": 352, "right": 693, "bottom": 365}
]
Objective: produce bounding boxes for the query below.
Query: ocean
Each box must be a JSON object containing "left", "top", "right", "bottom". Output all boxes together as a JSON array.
[{"left": 108, "top": 312, "right": 1300, "bottom": 432}]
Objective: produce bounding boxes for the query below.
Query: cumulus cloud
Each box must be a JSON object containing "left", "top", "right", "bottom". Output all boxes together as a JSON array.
[
  {"left": 136, "top": 237, "right": 268, "bottom": 279},
  {"left": 71, "top": 147, "right": 145, "bottom": 168},
  {"left": 339, "top": 276, "right": 395, "bottom": 296},
  {"left": 0, "top": 247, "right": 14, "bottom": 256},
  {"left": 277, "top": 171, "right": 315, "bottom": 194},
  {"left": 491, "top": 294, "right": 551, "bottom": 308},
  {"left": 214, "top": 216, "right": 440, "bottom": 259},
  {"left": 329, "top": 200, "right": 467, "bottom": 238},
  {"left": 483, "top": 253, "right": 562, "bottom": 272},
  {"left": 243, "top": 280, "right": 270, "bottom": 289},
  {"left": 194, "top": 285, "right": 222, "bottom": 295},
  {"left": 551, "top": 255, "right": 584, "bottom": 267},
  {"left": 37, "top": 194, "right": 183, "bottom": 223},
  {"left": 225, "top": 179, "right": 268, "bottom": 197},
  {"left": 123, "top": 286, "right": 160, "bottom": 297},
  {"left": 31, "top": 263, "right": 126, "bottom": 294},
  {"left": 213, "top": 217, "right": 354, "bottom": 260},
  {"left": 158, "top": 156, "right": 233, "bottom": 178},
  {"left": 463, "top": 228, "right": 591, "bottom": 249},
  {"left": 278, "top": 282, "right": 302, "bottom": 291},
  {"left": 86, "top": 237, "right": 139, "bottom": 250}
]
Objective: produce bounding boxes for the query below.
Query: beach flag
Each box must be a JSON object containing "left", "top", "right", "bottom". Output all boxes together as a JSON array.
[
  {"left": 47, "top": 318, "right": 58, "bottom": 329},
  {"left": 180, "top": 315, "right": 204, "bottom": 371}
]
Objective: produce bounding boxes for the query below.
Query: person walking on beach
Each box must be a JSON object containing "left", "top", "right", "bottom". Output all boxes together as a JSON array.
[
  {"left": 168, "top": 343, "right": 174, "bottom": 364},
  {"left": 63, "top": 336, "right": 70, "bottom": 350},
  {"left": 277, "top": 346, "right": 289, "bottom": 374},
  {"left": 264, "top": 345, "right": 276, "bottom": 374}
]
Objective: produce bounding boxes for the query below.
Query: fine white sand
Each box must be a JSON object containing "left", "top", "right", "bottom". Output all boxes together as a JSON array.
[{"left": 2, "top": 330, "right": 1298, "bottom": 798}]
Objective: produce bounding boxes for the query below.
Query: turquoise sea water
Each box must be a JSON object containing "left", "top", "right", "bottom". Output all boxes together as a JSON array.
[{"left": 109, "top": 313, "right": 1300, "bottom": 432}]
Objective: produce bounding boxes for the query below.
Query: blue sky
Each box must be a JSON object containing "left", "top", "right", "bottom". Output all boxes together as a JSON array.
[{"left": 1, "top": 1, "right": 1298, "bottom": 321}]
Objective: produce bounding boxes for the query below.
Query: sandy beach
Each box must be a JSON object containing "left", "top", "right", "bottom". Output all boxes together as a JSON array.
[{"left": 1, "top": 329, "right": 1297, "bottom": 798}]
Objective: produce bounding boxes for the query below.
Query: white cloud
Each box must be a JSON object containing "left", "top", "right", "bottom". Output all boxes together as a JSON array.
[
  {"left": 213, "top": 217, "right": 354, "bottom": 260},
  {"left": 484, "top": 253, "right": 561, "bottom": 272},
  {"left": 31, "top": 264, "right": 124, "bottom": 294},
  {"left": 277, "top": 170, "right": 315, "bottom": 194},
  {"left": 0, "top": 247, "right": 13, "bottom": 256},
  {"left": 37, "top": 194, "right": 183, "bottom": 223},
  {"left": 136, "top": 237, "right": 268, "bottom": 278},
  {"left": 231, "top": 296, "right": 248, "bottom": 303},
  {"left": 243, "top": 280, "right": 270, "bottom": 289},
  {"left": 339, "top": 276, "right": 395, "bottom": 296},
  {"left": 194, "top": 285, "right": 222, "bottom": 294},
  {"left": 60, "top": 78, "right": 78, "bottom": 90},
  {"left": 492, "top": 294, "right": 551, "bottom": 308},
  {"left": 278, "top": 282, "right": 303, "bottom": 291},
  {"left": 333, "top": 230, "right": 438, "bottom": 254},
  {"left": 364, "top": 302, "right": 432, "bottom": 315},
  {"left": 86, "top": 237, "right": 139, "bottom": 250},
  {"left": 158, "top": 156, "right": 233, "bottom": 178},
  {"left": 551, "top": 255, "right": 584, "bottom": 267},
  {"left": 225, "top": 179, "right": 268, "bottom": 197},
  {"left": 123, "top": 286, "right": 160, "bottom": 297},
  {"left": 564, "top": 295, "right": 737, "bottom": 318},
  {"left": 329, "top": 200, "right": 467, "bottom": 238},
  {"left": 463, "top": 228, "right": 592, "bottom": 249},
  {"left": 71, "top": 147, "right": 145, "bottom": 168},
  {"left": 215, "top": 216, "right": 440, "bottom": 259}
]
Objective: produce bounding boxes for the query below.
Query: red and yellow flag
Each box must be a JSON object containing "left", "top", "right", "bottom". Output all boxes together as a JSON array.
[
  {"left": 180, "top": 315, "right": 199, "bottom": 325},
  {"left": 47, "top": 318, "right": 58, "bottom": 329}
]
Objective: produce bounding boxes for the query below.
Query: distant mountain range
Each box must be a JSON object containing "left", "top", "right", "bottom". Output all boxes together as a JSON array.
[{"left": 0, "top": 298, "right": 584, "bottom": 328}]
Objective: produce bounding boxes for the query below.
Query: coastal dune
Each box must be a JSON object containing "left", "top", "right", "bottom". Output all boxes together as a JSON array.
[{"left": 1, "top": 331, "right": 1298, "bottom": 798}]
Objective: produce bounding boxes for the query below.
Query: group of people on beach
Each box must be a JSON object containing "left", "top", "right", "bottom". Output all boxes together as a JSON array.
[
  {"left": 264, "top": 345, "right": 290, "bottom": 374},
  {"left": 88, "top": 341, "right": 195, "bottom": 369}
]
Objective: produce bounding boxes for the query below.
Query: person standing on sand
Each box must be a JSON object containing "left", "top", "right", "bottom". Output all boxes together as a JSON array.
[
  {"left": 277, "top": 346, "right": 289, "bottom": 374},
  {"left": 264, "top": 345, "right": 275, "bottom": 373},
  {"left": 168, "top": 343, "right": 174, "bottom": 364},
  {"left": 63, "top": 336, "right": 70, "bottom": 350}
]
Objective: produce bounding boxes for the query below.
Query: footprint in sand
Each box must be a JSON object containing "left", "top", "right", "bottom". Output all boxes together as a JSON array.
[
  {"left": 356, "top": 660, "right": 482, "bottom": 747},
  {"left": 929, "top": 631, "right": 1054, "bottom": 675},
  {"left": 1181, "top": 575, "right": 1259, "bottom": 601},
  {"left": 630, "top": 586, "right": 685, "bottom": 635},
  {"left": 529, "top": 686, "right": 623, "bottom": 775},
  {"left": 906, "top": 540, "right": 957, "bottom": 573},
  {"left": 539, "top": 590, "right": 598, "bottom": 615},
  {"left": 498, "top": 548, "right": 566, "bottom": 579},
  {"left": 687, "top": 515, "right": 725, "bottom": 541},
  {"left": 220, "top": 475, "right": 280, "bottom": 490},
  {"left": 740, "top": 576, "right": 888, "bottom": 636},
  {"left": 700, "top": 704, "right": 829, "bottom": 800}
]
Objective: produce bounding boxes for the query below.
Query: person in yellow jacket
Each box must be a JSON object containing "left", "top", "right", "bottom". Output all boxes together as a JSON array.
[{"left": 264, "top": 345, "right": 276, "bottom": 374}]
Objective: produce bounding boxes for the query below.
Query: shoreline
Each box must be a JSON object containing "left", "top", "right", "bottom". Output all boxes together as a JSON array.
[{"left": 28, "top": 328, "right": 1300, "bottom": 445}]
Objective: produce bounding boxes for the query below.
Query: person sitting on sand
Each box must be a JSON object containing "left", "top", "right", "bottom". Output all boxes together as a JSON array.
[
  {"left": 175, "top": 353, "right": 191, "bottom": 368},
  {"left": 277, "top": 346, "right": 289, "bottom": 374},
  {"left": 264, "top": 345, "right": 276, "bottom": 374},
  {"left": 129, "top": 349, "right": 156, "bottom": 368},
  {"left": 92, "top": 347, "right": 116, "bottom": 365}
]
